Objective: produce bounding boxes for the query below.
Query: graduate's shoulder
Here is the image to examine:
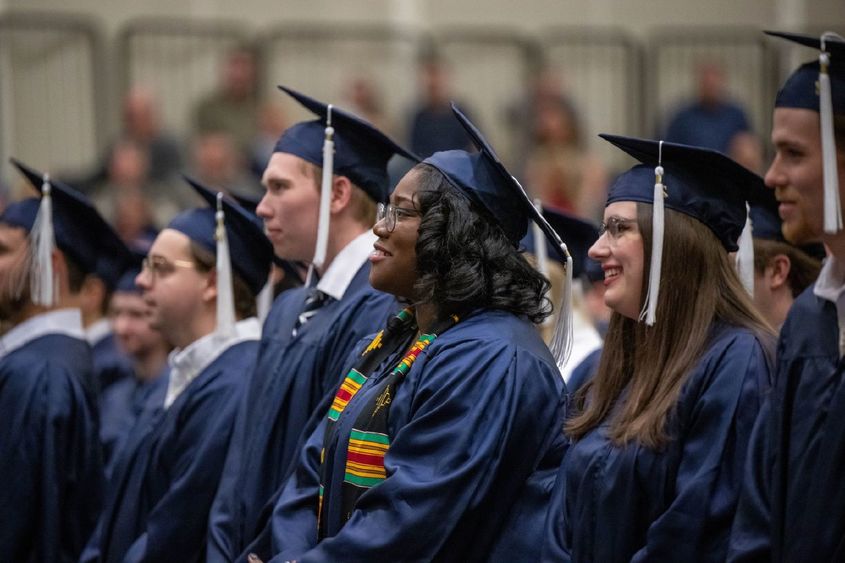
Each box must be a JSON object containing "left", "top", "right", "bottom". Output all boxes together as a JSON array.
[
  {"left": 0, "top": 333, "right": 91, "bottom": 377},
  {"left": 428, "top": 309, "right": 555, "bottom": 365},
  {"left": 778, "top": 282, "right": 836, "bottom": 358}
]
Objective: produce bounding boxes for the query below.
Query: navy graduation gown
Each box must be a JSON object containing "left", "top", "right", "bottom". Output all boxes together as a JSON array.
[
  {"left": 81, "top": 340, "right": 257, "bottom": 563},
  {"left": 207, "top": 264, "right": 396, "bottom": 562},
  {"left": 268, "top": 309, "right": 566, "bottom": 563},
  {"left": 543, "top": 324, "right": 770, "bottom": 562},
  {"left": 0, "top": 334, "right": 103, "bottom": 562},
  {"left": 729, "top": 286, "right": 843, "bottom": 562},
  {"left": 99, "top": 369, "right": 168, "bottom": 477},
  {"left": 91, "top": 333, "right": 134, "bottom": 393},
  {"left": 566, "top": 347, "right": 601, "bottom": 395}
]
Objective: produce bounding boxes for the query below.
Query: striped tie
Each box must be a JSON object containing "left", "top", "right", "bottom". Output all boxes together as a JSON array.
[{"left": 292, "top": 289, "right": 333, "bottom": 337}]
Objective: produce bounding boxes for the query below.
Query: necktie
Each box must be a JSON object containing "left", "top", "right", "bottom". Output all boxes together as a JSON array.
[{"left": 292, "top": 289, "right": 333, "bottom": 337}]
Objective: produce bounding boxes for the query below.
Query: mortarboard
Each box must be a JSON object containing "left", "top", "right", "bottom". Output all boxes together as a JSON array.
[
  {"left": 274, "top": 85, "right": 419, "bottom": 282},
  {"left": 766, "top": 30, "right": 845, "bottom": 234},
  {"left": 114, "top": 251, "right": 145, "bottom": 294},
  {"left": 169, "top": 177, "right": 273, "bottom": 297},
  {"left": 274, "top": 85, "right": 419, "bottom": 204},
  {"left": 599, "top": 135, "right": 762, "bottom": 324},
  {"left": 522, "top": 204, "right": 598, "bottom": 279},
  {"left": 424, "top": 103, "right": 576, "bottom": 370},
  {"left": 4, "top": 158, "right": 133, "bottom": 304}
]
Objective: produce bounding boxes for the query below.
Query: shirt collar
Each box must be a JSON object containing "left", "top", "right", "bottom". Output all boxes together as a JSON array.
[
  {"left": 814, "top": 255, "right": 845, "bottom": 305},
  {"left": 0, "top": 308, "right": 85, "bottom": 359},
  {"left": 317, "top": 230, "right": 377, "bottom": 301},
  {"left": 164, "top": 317, "right": 261, "bottom": 408},
  {"left": 85, "top": 318, "right": 112, "bottom": 345}
]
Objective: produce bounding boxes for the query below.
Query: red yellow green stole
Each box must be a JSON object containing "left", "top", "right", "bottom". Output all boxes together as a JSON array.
[{"left": 317, "top": 308, "right": 457, "bottom": 537}]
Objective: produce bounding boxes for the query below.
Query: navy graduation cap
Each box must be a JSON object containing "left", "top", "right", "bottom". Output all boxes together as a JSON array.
[
  {"left": 114, "top": 251, "right": 145, "bottom": 294},
  {"left": 4, "top": 158, "right": 133, "bottom": 300},
  {"left": 766, "top": 30, "right": 845, "bottom": 234},
  {"left": 274, "top": 85, "right": 419, "bottom": 204},
  {"left": 169, "top": 176, "right": 273, "bottom": 297},
  {"left": 767, "top": 31, "right": 845, "bottom": 114},
  {"left": 600, "top": 135, "right": 762, "bottom": 324},
  {"left": 522, "top": 205, "right": 598, "bottom": 279},
  {"left": 424, "top": 103, "right": 575, "bottom": 369},
  {"left": 601, "top": 135, "right": 760, "bottom": 251}
]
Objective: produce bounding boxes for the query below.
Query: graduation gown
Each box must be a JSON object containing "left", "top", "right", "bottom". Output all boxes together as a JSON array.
[
  {"left": 729, "top": 286, "right": 843, "bottom": 562},
  {"left": 543, "top": 324, "right": 770, "bottom": 562},
  {"left": 566, "top": 347, "right": 601, "bottom": 396},
  {"left": 99, "top": 369, "right": 169, "bottom": 477},
  {"left": 81, "top": 336, "right": 258, "bottom": 563},
  {"left": 91, "top": 332, "right": 134, "bottom": 393},
  {"left": 0, "top": 332, "right": 102, "bottom": 561},
  {"left": 207, "top": 264, "right": 396, "bottom": 562},
  {"left": 268, "top": 309, "right": 566, "bottom": 563}
]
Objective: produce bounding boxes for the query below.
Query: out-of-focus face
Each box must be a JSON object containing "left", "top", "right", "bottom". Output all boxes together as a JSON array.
[
  {"left": 588, "top": 201, "right": 644, "bottom": 320},
  {"left": 134, "top": 229, "right": 209, "bottom": 340},
  {"left": 109, "top": 290, "right": 168, "bottom": 358},
  {"left": 765, "top": 108, "right": 827, "bottom": 245},
  {"left": 369, "top": 169, "right": 421, "bottom": 300},
  {"left": 257, "top": 152, "right": 321, "bottom": 262},
  {"left": 0, "top": 225, "right": 29, "bottom": 320}
]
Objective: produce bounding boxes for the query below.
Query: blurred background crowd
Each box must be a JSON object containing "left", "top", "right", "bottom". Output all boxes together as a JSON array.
[{"left": 0, "top": 0, "right": 843, "bottom": 254}]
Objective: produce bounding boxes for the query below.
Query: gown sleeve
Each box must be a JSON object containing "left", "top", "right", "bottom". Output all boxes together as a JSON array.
[
  {"left": 121, "top": 372, "right": 244, "bottom": 563},
  {"left": 0, "top": 356, "right": 103, "bottom": 562},
  {"left": 630, "top": 334, "right": 770, "bottom": 562},
  {"left": 727, "top": 397, "right": 774, "bottom": 562},
  {"left": 271, "top": 338, "right": 561, "bottom": 563}
]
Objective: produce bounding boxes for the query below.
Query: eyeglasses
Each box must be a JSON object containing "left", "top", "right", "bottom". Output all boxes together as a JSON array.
[
  {"left": 141, "top": 255, "right": 196, "bottom": 280},
  {"left": 376, "top": 202, "right": 420, "bottom": 233},
  {"left": 598, "top": 217, "right": 638, "bottom": 240}
]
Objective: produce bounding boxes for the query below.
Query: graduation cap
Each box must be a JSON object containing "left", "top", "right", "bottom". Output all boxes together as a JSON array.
[
  {"left": 424, "top": 103, "right": 576, "bottom": 370},
  {"left": 3, "top": 158, "right": 133, "bottom": 305},
  {"left": 599, "top": 135, "right": 762, "bottom": 324},
  {"left": 168, "top": 176, "right": 273, "bottom": 335},
  {"left": 274, "top": 85, "right": 420, "bottom": 282},
  {"left": 114, "top": 251, "right": 145, "bottom": 294},
  {"left": 522, "top": 203, "right": 598, "bottom": 279},
  {"left": 766, "top": 30, "right": 845, "bottom": 234}
]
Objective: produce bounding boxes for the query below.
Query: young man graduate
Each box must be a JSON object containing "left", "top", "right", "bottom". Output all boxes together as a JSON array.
[
  {"left": 99, "top": 254, "right": 171, "bottom": 476},
  {"left": 80, "top": 177, "right": 273, "bottom": 562},
  {"left": 0, "top": 159, "right": 126, "bottom": 560},
  {"left": 207, "top": 86, "right": 417, "bottom": 562},
  {"left": 729, "top": 31, "right": 845, "bottom": 562}
]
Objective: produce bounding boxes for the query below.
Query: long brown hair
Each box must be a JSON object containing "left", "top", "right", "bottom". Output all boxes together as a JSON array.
[{"left": 565, "top": 203, "right": 775, "bottom": 449}]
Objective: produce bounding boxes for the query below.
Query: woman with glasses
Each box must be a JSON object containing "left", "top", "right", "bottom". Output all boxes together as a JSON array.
[
  {"left": 542, "top": 136, "right": 774, "bottom": 562},
  {"left": 250, "top": 106, "right": 568, "bottom": 563}
]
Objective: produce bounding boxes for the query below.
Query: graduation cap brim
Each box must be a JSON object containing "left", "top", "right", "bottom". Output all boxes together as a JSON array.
[
  {"left": 765, "top": 30, "right": 845, "bottom": 56},
  {"left": 278, "top": 85, "right": 419, "bottom": 163},
  {"left": 9, "top": 157, "right": 133, "bottom": 287},
  {"left": 450, "top": 103, "right": 570, "bottom": 262},
  {"left": 179, "top": 175, "right": 274, "bottom": 294},
  {"left": 598, "top": 134, "right": 761, "bottom": 187}
]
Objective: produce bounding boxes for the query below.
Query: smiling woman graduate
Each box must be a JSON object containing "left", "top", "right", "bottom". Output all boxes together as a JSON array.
[
  {"left": 542, "top": 136, "right": 775, "bottom": 562},
  {"left": 251, "top": 105, "right": 570, "bottom": 563}
]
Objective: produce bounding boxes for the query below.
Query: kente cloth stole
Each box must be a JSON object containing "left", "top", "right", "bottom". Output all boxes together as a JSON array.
[{"left": 317, "top": 307, "right": 458, "bottom": 537}]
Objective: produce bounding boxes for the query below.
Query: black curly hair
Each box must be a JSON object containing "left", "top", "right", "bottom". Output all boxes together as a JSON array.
[{"left": 411, "top": 163, "right": 552, "bottom": 324}]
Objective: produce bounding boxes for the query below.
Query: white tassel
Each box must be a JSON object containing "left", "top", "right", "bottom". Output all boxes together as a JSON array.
[
  {"left": 736, "top": 203, "right": 755, "bottom": 297},
  {"left": 819, "top": 40, "right": 843, "bottom": 234},
  {"left": 256, "top": 270, "right": 274, "bottom": 322},
  {"left": 30, "top": 173, "right": 56, "bottom": 307},
  {"left": 532, "top": 198, "right": 553, "bottom": 329},
  {"left": 549, "top": 243, "right": 574, "bottom": 371},
  {"left": 309, "top": 104, "right": 335, "bottom": 285},
  {"left": 215, "top": 192, "right": 236, "bottom": 338},
  {"left": 640, "top": 156, "right": 665, "bottom": 326}
]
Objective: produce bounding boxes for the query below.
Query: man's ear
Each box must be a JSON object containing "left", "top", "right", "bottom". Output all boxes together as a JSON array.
[
  {"left": 330, "top": 175, "right": 354, "bottom": 214},
  {"left": 201, "top": 268, "right": 218, "bottom": 305},
  {"left": 768, "top": 253, "right": 791, "bottom": 291}
]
